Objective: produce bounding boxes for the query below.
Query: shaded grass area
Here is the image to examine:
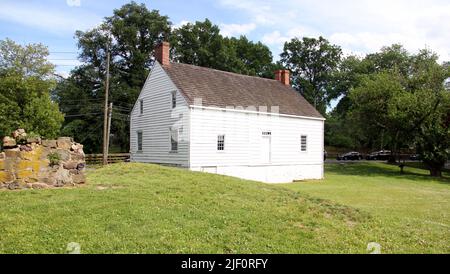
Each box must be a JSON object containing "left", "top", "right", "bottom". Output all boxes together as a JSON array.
[
  {"left": 402, "top": 161, "right": 450, "bottom": 173},
  {"left": 282, "top": 163, "right": 450, "bottom": 253},
  {"left": 0, "top": 163, "right": 375, "bottom": 254}
]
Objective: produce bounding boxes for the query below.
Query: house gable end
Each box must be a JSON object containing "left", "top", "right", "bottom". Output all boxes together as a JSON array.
[{"left": 131, "top": 61, "right": 189, "bottom": 116}]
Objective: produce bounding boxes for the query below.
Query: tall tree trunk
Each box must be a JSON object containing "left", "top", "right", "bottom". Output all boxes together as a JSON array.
[
  {"left": 429, "top": 166, "right": 442, "bottom": 177},
  {"left": 388, "top": 131, "right": 400, "bottom": 164}
]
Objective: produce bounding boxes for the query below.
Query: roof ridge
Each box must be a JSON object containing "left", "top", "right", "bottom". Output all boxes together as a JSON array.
[{"left": 169, "top": 62, "right": 281, "bottom": 83}]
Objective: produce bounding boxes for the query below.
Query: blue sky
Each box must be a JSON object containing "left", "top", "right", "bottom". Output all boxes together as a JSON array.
[{"left": 1, "top": 0, "right": 449, "bottom": 78}]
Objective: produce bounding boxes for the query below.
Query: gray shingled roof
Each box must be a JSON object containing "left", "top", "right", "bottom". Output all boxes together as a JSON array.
[{"left": 163, "top": 62, "right": 323, "bottom": 118}]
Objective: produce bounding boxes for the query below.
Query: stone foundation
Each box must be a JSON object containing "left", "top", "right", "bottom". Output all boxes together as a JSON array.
[{"left": 0, "top": 129, "right": 86, "bottom": 190}]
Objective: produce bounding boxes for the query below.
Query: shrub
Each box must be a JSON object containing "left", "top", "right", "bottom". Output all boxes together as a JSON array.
[{"left": 47, "top": 152, "right": 61, "bottom": 166}]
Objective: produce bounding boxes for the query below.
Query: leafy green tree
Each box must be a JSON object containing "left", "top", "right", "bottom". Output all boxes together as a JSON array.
[
  {"left": 171, "top": 19, "right": 229, "bottom": 70},
  {"left": 171, "top": 20, "right": 277, "bottom": 77},
  {"left": 415, "top": 99, "right": 450, "bottom": 177},
  {"left": 350, "top": 72, "right": 406, "bottom": 155},
  {"left": 225, "top": 36, "right": 278, "bottom": 78},
  {"left": 280, "top": 36, "right": 343, "bottom": 115},
  {"left": 54, "top": 2, "right": 171, "bottom": 152},
  {"left": 349, "top": 48, "right": 449, "bottom": 176},
  {"left": 332, "top": 45, "right": 411, "bottom": 117},
  {"left": 0, "top": 38, "right": 63, "bottom": 139},
  {"left": 364, "top": 44, "right": 411, "bottom": 75},
  {"left": 324, "top": 54, "right": 380, "bottom": 149},
  {"left": 329, "top": 45, "right": 445, "bottom": 151}
]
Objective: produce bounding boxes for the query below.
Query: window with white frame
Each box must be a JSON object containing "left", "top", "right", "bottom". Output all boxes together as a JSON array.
[
  {"left": 170, "top": 128, "right": 178, "bottom": 151},
  {"left": 217, "top": 135, "right": 225, "bottom": 151},
  {"left": 139, "top": 99, "right": 144, "bottom": 115},
  {"left": 301, "top": 135, "right": 307, "bottom": 152},
  {"left": 171, "top": 91, "right": 177, "bottom": 108},
  {"left": 137, "top": 131, "right": 143, "bottom": 151}
]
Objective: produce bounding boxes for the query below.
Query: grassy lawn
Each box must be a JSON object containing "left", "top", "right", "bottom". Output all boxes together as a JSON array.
[
  {"left": 282, "top": 163, "right": 450, "bottom": 253},
  {"left": 0, "top": 162, "right": 448, "bottom": 254}
]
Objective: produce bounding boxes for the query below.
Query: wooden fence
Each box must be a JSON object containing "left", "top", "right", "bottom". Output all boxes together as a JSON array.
[{"left": 85, "top": 153, "right": 130, "bottom": 164}]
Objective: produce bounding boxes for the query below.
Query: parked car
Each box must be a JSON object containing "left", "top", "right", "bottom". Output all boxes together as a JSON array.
[
  {"left": 337, "top": 152, "right": 363, "bottom": 161},
  {"left": 366, "top": 150, "right": 392, "bottom": 161},
  {"left": 409, "top": 154, "right": 421, "bottom": 161}
]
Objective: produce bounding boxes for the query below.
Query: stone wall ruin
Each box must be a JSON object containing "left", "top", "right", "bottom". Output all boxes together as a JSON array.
[{"left": 0, "top": 129, "right": 86, "bottom": 190}]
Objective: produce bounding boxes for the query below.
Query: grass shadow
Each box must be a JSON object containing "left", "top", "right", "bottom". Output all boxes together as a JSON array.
[{"left": 326, "top": 162, "right": 450, "bottom": 184}]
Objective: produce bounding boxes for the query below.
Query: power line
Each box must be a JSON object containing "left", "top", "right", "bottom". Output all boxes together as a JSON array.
[
  {"left": 114, "top": 103, "right": 135, "bottom": 107},
  {"left": 56, "top": 98, "right": 104, "bottom": 102},
  {"left": 111, "top": 117, "right": 130, "bottom": 122},
  {"left": 77, "top": 122, "right": 104, "bottom": 144},
  {"left": 59, "top": 103, "right": 103, "bottom": 107},
  {"left": 58, "top": 101, "right": 104, "bottom": 105},
  {"left": 65, "top": 113, "right": 103, "bottom": 118},
  {"left": 113, "top": 107, "right": 132, "bottom": 112},
  {"left": 112, "top": 114, "right": 130, "bottom": 117}
]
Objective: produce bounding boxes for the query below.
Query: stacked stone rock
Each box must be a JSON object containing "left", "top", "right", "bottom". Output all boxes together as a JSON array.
[{"left": 0, "top": 129, "right": 86, "bottom": 190}]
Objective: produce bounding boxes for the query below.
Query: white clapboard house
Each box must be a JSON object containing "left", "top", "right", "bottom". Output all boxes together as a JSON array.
[{"left": 130, "top": 42, "right": 325, "bottom": 183}]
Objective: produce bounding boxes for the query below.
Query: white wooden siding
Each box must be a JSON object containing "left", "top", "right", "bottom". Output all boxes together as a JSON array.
[
  {"left": 130, "top": 62, "right": 189, "bottom": 166},
  {"left": 189, "top": 107, "right": 324, "bottom": 182}
]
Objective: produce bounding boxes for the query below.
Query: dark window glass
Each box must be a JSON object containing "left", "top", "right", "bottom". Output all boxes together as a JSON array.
[
  {"left": 172, "top": 91, "right": 177, "bottom": 108},
  {"left": 217, "top": 135, "right": 225, "bottom": 151},
  {"left": 171, "top": 129, "right": 178, "bottom": 151},
  {"left": 137, "top": 131, "right": 143, "bottom": 151},
  {"left": 301, "top": 135, "right": 307, "bottom": 152}
]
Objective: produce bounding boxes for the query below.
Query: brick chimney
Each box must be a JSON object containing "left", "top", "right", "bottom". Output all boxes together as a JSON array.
[
  {"left": 155, "top": 41, "right": 170, "bottom": 67},
  {"left": 275, "top": 70, "right": 290, "bottom": 86}
]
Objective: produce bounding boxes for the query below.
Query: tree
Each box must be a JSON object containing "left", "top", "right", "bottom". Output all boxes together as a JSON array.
[
  {"left": 171, "top": 20, "right": 277, "bottom": 77},
  {"left": 350, "top": 71, "right": 407, "bottom": 156},
  {"left": 332, "top": 55, "right": 371, "bottom": 116},
  {"left": 53, "top": 2, "right": 171, "bottom": 152},
  {"left": 415, "top": 92, "right": 449, "bottom": 177},
  {"left": 329, "top": 45, "right": 445, "bottom": 151},
  {"left": 225, "top": 36, "right": 278, "bottom": 78},
  {"left": 0, "top": 38, "right": 63, "bottom": 139},
  {"left": 349, "top": 48, "right": 449, "bottom": 176},
  {"left": 171, "top": 19, "right": 229, "bottom": 70},
  {"left": 280, "top": 36, "right": 343, "bottom": 115}
]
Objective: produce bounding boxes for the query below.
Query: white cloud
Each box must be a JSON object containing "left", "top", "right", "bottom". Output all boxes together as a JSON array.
[
  {"left": 220, "top": 0, "right": 450, "bottom": 61},
  {"left": 56, "top": 71, "right": 71, "bottom": 79},
  {"left": 261, "top": 26, "right": 321, "bottom": 49},
  {"left": 220, "top": 23, "right": 256, "bottom": 37},
  {"left": 262, "top": 31, "right": 287, "bottom": 46},
  {"left": 0, "top": 1, "right": 100, "bottom": 35},
  {"left": 66, "top": 0, "right": 81, "bottom": 7},
  {"left": 172, "top": 20, "right": 191, "bottom": 30}
]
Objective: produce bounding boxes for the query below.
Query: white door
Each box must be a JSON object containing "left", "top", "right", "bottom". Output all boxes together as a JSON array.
[{"left": 261, "top": 133, "right": 271, "bottom": 164}]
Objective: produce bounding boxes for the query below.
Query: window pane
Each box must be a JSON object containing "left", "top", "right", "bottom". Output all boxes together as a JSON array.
[
  {"left": 140, "top": 100, "right": 143, "bottom": 115},
  {"left": 137, "top": 132, "right": 143, "bottom": 151},
  {"left": 171, "top": 129, "right": 178, "bottom": 151},
  {"left": 217, "top": 135, "right": 225, "bottom": 151},
  {"left": 301, "top": 135, "right": 307, "bottom": 152},
  {"left": 172, "top": 91, "right": 177, "bottom": 108}
]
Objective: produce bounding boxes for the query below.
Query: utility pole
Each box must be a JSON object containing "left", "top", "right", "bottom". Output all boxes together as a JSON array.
[
  {"left": 102, "top": 47, "right": 110, "bottom": 166},
  {"left": 105, "top": 102, "right": 113, "bottom": 160}
]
